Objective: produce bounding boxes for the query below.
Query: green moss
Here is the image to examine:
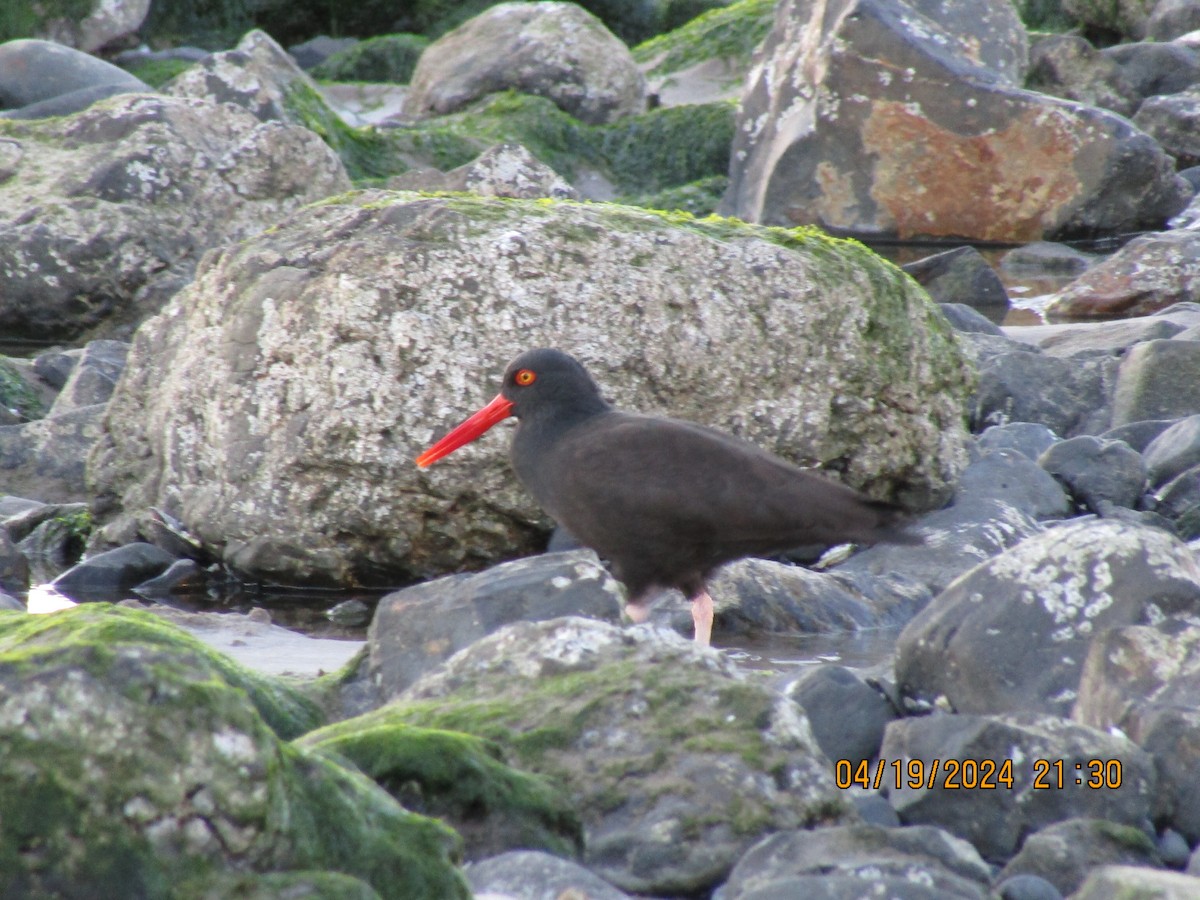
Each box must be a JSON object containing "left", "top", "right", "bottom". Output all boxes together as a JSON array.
[
  {"left": 0, "top": 0, "right": 92, "bottom": 43},
  {"left": 0, "top": 358, "right": 46, "bottom": 421},
  {"left": 177, "top": 870, "right": 383, "bottom": 900},
  {"left": 634, "top": 0, "right": 776, "bottom": 75},
  {"left": 283, "top": 81, "right": 409, "bottom": 182},
  {"left": 311, "top": 34, "right": 429, "bottom": 83},
  {"left": 0, "top": 604, "right": 324, "bottom": 739},
  {"left": 121, "top": 57, "right": 197, "bottom": 88},
  {"left": 298, "top": 721, "right": 582, "bottom": 857},
  {"left": 597, "top": 101, "right": 735, "bottom": 194}
]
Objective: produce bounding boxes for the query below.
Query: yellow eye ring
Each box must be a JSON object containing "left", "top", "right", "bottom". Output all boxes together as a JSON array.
[{"left": 514, "top": 369, "right": 536, "bottom": 386}]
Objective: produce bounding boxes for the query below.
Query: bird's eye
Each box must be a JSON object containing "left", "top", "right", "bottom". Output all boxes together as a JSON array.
[{"left": 514, "top": 369, "right": 537, "bottom": 386}]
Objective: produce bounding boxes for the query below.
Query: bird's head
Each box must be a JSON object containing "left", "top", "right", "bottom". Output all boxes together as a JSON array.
[{"left": 415, "top": 348, "right": 607, "bottom": 468}]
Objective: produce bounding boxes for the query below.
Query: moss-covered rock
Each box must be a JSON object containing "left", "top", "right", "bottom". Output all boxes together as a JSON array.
[
  {"left": 0, "top": 358, "right": 48, "bottom": 422},
  {"left": 311, "top": 33, "right": 430, "bottom": 83},
  {"left": 0, "top": 605, "right": 469, "bottom": 898},
  {"left": 366, "top": 617, "right": 857, "bottom": 896},
  {"left": 298, "top": 721, "right": 583, "bottom": 860},
  {"left": 633, "top": 0, "right": 775, "bottom": 76}
]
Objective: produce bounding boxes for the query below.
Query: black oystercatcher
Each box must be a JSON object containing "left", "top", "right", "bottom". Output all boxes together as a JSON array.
[{"left": 416, "top": 349, "right": 915, "bottom": 645}]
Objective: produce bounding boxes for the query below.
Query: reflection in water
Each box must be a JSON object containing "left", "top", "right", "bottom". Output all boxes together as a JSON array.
[{"left": 716, "top": 626, "right": 902, "bottom": 675}]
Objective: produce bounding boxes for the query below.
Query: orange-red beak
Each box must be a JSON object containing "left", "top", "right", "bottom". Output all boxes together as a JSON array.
[{"left": 415, "top": 393, "right": 515, "bottom": 468}]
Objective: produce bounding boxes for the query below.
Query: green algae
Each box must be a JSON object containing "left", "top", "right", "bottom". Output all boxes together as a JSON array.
[
  {"left": 311, "top": 33, "right": 429, "bottom": 83},
  {"left": 633, "top": 0, "right": 777, "bottom": 75},
  {"left": 0, "top": 359, "right": 46, "bottom": 422}
]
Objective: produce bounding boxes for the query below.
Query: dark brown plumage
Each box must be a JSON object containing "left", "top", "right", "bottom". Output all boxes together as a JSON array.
[{"left": 417, "top": 348, "right": 915, "bottom": 644}]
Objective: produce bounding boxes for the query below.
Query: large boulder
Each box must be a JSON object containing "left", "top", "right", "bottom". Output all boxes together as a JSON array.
[
  {"left": 88, "top": 191, "right": 972, "bottom": 587},
  {"left": 404, "top": 2, "right": 646, "bottom": 124},
  {"left": 8, "top": 1, "right": 150, "bottom": 53},
  {"left": 0, "top": 604, "right": 467, "bottom": 898},
  {"left": 0, "top": 39, "right": 149, "bottom": 116},
  {"left": 367, "top": 617, "right": 857, "bottom": 895},
  {"left": 719, "top": 0, "right": 1188, "bottom": 241},
  {"left": 0, "top": 92, "right": 349, "bottom": 341}
]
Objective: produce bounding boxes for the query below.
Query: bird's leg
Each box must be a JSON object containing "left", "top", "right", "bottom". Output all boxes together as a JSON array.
[
  {"left": 625, "top": 601, "right": 651, "bottom": 624},
  {"left": 690, "top": 589, "right": 713, "bottom": 646}
]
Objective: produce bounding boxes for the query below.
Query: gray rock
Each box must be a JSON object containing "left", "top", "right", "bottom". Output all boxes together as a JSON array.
[
  {"left": 50, "top": 542, "right": 176, "bottom": 599},
  {"left": 0, "top": 39, "right": 148, "bottom": 109},
  {"left": 0, "top": 405, "right": 105, "bottom": 502},
  {"left": 995, "top": 873, "right": 1063, "bottom": 900},
  {"left": 394, "top": 617, "right": 856, "bottom": 895},
  {"left": 1135, "top": 90, "right": 1200, "bottom": 170},
  {"left": 1143, "top": 415, "right": 1200, "bottom": 486},
  {"left": 466, "top": 850, "right": 631, "bottom": 900},
  {"left": 0, "top": 590, "right": 21, "bottom": 610},
  {"left": 2, "top": 82, "right": 149, "bottom": 120},
  {"left": 972, "top": 349, "right": 1118, "bottom": 437},
  {"left": 1024, "top": 33, "right": 1139, "bottom": 117},
  {"left": 46, "top": 340, "right": 129, "bottom": 416},
  {"left": 0, "top": 92, "right": 349, "bottom": 341},
  {"left": 1071, "top": 866, "right": 1200, "bottom": 898},
  {"left": 786, "top": 664, "right": 896, "bottom": 765},
  {"left": 954, "top": 449, "right": 1073, "bottom": 519},
  {"left": 366, "top": 550, "right": 624, "bottom": 701},
  {"left": 404, "top": 2, "right": 645, "bottom": 124},
  {"left": 939, "top": 303, "right": 1005, "bottom": 336},
  {"left": 386, "top": 142, "right": 577, "bottom": 199},
  {"left": 1147, "top": 0, "right": 1200, "bottom": 40},
  {"left": 166, "top": 29, "right": 334, "bottom": 128},
  {"left": 1158, "top": 828, "right": 1192, "bottom": 868},
  {"left": 997, "top": 818, "right": 1162, "bottom": 896},
  {"left": 721, "top": 0, "right": 1186, "bottom": 240},
  {"left": 32, "top": 349, "right": 81, "bottom": 391},
  {"left": 88, "top": 192, "right": 972, "bottom": 586},
  {"left": 854, "top": 793, "right": 901, "bottom": 827},
  {"left": 288, "top": 35, "right": 359, "bottom": 70},
  {"left": 1154, "top": 465, "right": 1200, "bottom": 538},
  {"left": 1112, "top": 340, "right": 1200, "bottom": 426},
  {"left": 903, "top": 247, "right": 1009, "bottom": 310},
  {"left": 1000, "top": 239, "right": 1099, "bottom": 277},
  {"left": 895, "top": 518, "right": 1200, "bottom": 716},
  {"left": 1037, "top": 435, "right": 1147, "bottom": 513},
  {"left": 881, "top": 712, "right": 1156, "bottom": 861},
  {"left": 713, "top": 825, "right": 992, "bottom": 900},
  {"left": 30, "top": 0, "right": 150, "bottom": 53},
  {"left": 0, "top": 528, "right": 28, "bottom": 595},
  {"left": 977, "top": 423, "right": 1060, "bottom": 460},
  {"left": 1103, "top": 41, "right": 1200, "bottom": 99},
  {"left": 1002, "top": 317, "right": 1187, "bottom": 359},
  {"left": 1103, "top": 418, "right": 1177, "bottom": 453},
  {"left": 835, "top": 497, "right": 1044, "bottom": 597},
  {"left": 1074, "top": 619, "right": 1200, "bottom": 842},
  {"left": 1048, "top": 233, "right": 1200, "bottom": 321}
]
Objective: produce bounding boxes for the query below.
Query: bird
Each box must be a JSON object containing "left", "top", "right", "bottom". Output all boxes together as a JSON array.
[{"left": 416, "top": 348, "right": 916, "bottom": 645}]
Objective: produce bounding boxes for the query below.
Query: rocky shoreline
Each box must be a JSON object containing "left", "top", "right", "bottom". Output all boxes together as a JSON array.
[{"left": 4, "top": 0, "right": 1200, "bottom": 896}]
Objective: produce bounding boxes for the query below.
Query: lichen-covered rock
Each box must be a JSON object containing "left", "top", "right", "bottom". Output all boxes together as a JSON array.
[
  {"left": 720, "top": 0, "right": 1188, "bottom": 241},
  {"left": 996, "top": 818, "right": 1163, "bottom": 897},
  {"left": 0, "top": 92, "right": 349, "bottom": 340},
  {"left": 0, "top": 604, "right": 468, "bottom": 898},
  {"left": 404, "top": 2, "right": 646, "bottom": 124},
  {"left": 88, "top": 191, "right": 972, "bottom": 586},
  {"left": 366, "top": 617, "right": 856, "bottom": 895},
  {"left": 895, "top": 519, "right": 1200, "bottom": 716}
]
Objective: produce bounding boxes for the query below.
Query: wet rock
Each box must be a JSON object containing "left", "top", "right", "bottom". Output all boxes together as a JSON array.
[
  {"left": 1047, "top": 233, "right": 1200, "bottom": 321},
  {"left": 976, "top": 423, "right": 1060, "bottom": 460},
  {"left": 386, "top": 617, "right": 856, "bottom": 896},
  {"left": 0, "top": 92, "right": 349, "bottom": 341},
  {"left": 1135, "top": 90, "right": 1200, "bottom": 170},
  {"left": 0, "top": 604, "right": 465, "bottom": 897},
  {"left": 50, "top": 541, "right": 176, "bottom": 600},
  {"left": 132, "top": 557, "right": 206, "bottom": 596},
  {"left": 386, "top": 142, "right": 577, "bottom": 199},
  {"left": 1142, "top": 415, "right": 1200, "bottom": 485},
  {"left": 895, "top": 519, "right": 1200, "bottom": 716},
  {"left": 1024, "top": 34, "right": 1139, "bottom": 118},
  {"left": 405, "top": 2, "right": 645, "bottom": 124},
  {"left": 786, "top": 664, "right": 896, "bottom": 765},
  {"left": 881, "top": 712, "right": 1156, "bottom": 861},
  {"left": 1074, "top": 619, "right": 1200, "bottom": 842},
  {"left": 972, "top": 348, "right": 1118, "bottom": 437},
  {"left": 465, "top": 850, "right": 630, "bottom": 900},
  {"left": 836, "top": 497, "right": 1043, "bottom": 597},
  {"left": 366, "top": 550, "right": 624, "bottom": 700},
  {"left": 721, "top": 0, "right": 1187, "bottom": 240},
  {"left": 1037, "top": 435, "right": 1147, "bottom": 513},
  {"left": 902, "top": 246, "right": 1009, "bottom": 311},
  {"left": 1072, "top": 866, "right": 1200, "bottom": 898},
  {"left": 938, "top": 303, "right": 1005, "bottom": 336},
  {"left": 713, "top": 824, "right": 992, "bottom": 899},
  {"left": 0, "top": 39, "right": 148, "bottom": 112},
  {"left": 997, "top": 818, "right": 1162, "bottom": 896},
  {"left": 89, "top": 193, "right": 971, "bottom": 586},
  {"left": 1112, "top": 341, "right": 1200, "bottom": 426}
]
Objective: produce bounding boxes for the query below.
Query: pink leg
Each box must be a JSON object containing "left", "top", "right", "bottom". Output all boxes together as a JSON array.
[
  {"left": 691, "top": 590, "right": 713, "bottom": 645},
  {"left": 625, "top": 602, "right": 650, "bottom": 624}
]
